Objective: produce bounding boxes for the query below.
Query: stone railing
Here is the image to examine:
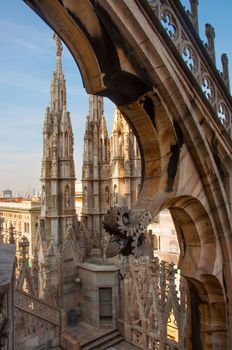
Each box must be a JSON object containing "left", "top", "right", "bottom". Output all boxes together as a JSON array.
[
  {"left": 122, "top": 257, "right": 187, "bottom": 350},
  {"left": 15, "top": 288, "right": 61, "bottom": 326},
  {"left": 0, "top": 201, "right": 41, "bottom": 210},
  {"left": 147, "top": 334, "right": 183, "bottom": 350},
  {"left": 147, "top": 0, "right": 232, "bottom": 134}
]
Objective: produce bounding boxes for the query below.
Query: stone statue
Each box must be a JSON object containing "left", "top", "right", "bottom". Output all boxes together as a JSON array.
[{"left": 103, "top": 206, "right": 151, "bottom": 258}]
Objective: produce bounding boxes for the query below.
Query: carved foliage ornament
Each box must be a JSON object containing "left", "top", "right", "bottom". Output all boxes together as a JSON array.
[{"left": 103, "top": 207, "right": 151, "bottom": 258}]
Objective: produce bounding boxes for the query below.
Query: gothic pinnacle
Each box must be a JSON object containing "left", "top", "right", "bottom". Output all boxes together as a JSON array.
[
  {"left": 53, "top": 32, "right": 63, "bottom": 57},
  {"left": 113, "top": 108, "right": 123, "bottom": 132},
  {"left": 40, "top": 32, "right": 76, "bottom": 252},
  {"left": 100, "top": 114, "right": 108, "bottom": 139},
  {"left": 205, "top": 23, "right": 216, "bottom": 64},
  {"left": 189, "top": 0, "right": 199, "bottom": 34},
  {"left": 50, "top": 32, "right": 66, "bottom": 113},
  {"left": 89, "top": 95, "right": 104, "bottom": 122},
  {"left": 221, "top": 54, "right": 230, "bottom": 92}
]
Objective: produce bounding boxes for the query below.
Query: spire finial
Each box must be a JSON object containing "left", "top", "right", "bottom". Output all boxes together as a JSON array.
[
  {"left": 50, "top": 33, "right": 65, "bottom": 112},
  {"left": 221, "top": 54, "right": 230, "bottom": 92},
  {"left": 189, "top": 0, "right": 199, "bottom": 34},
  {"left": 19, "top": 235, "right": 30, "bottom": 261},
  {"left": 53, "top": 32, "right": 63, "bottom": 57},
  {"left": 205, "top": 23, "right": 216, "bottom": 64}
]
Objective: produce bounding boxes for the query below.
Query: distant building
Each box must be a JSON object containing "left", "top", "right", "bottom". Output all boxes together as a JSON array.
[
  {"left": 0, "top": 199, "right": 41, "bottom": 259},
  {"left": 75, "top": 180, "right": 82, "bottom": 219},
  {"left": 3, "top": 189, "right": 12, "bottom": 198},
  {"left": 147, "top": 209, "right": 180, "bottom": 264}
]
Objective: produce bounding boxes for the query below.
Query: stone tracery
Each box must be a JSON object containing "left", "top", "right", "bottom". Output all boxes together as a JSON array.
[
  {"left": 148, "top": 0, "right": 231, "bottom": 131},
  {"left": 122, "top": 257, "right": 187, "bottom": 350}
]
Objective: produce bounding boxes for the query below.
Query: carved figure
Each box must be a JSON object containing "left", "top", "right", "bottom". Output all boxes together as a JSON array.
[
  {"left": 53, "top": 33, "right": 62, "bottom": 56},
  {"left": 103, "top": 206, "right": 151, "bottom": 258}
]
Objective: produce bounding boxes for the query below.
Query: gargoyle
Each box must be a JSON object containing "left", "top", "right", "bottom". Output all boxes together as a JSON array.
[{"left": 103, "top": 207, "right": 151, "bottom": 258}]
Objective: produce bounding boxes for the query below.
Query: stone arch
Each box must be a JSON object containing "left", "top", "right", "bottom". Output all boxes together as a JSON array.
[
  {"left": 161, "top": 195, "right": 228, "bottom": 349},
  {"left": 162, "top": 195, "right": 220, "bottom": 277},
  {"left": 187, "top": 275, "right": 228, "bottom": 350},
  {"left": 21, "top": 1, "right": 232, "bottom": 348}
]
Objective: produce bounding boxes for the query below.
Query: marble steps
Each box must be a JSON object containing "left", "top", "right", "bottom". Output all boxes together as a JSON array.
[{"left": 81, "top": 329, "right": 123, "bottom": 350}]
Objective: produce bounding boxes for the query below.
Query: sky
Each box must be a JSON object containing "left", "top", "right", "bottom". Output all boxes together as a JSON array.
[{"left": 0, "top": 0, "right": 231, "bottom": 196}]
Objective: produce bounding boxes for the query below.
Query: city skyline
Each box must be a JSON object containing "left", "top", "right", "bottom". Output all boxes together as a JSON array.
[{"left": 0, "top": 0, "right": 231, "bottom": 195}]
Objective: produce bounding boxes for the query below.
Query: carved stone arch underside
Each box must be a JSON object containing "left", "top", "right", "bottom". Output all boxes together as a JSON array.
[
  {"left": 165, "top": 195, "right": 227, "bottom": 349},
  {"left": 120, "top": 90, "right": 182, "bottom": 202},
  {"left": 25, "top": 1, "right": 230, "bottom": 225},
  {"left": 22, "top": 1, "right": 232, "bottom": 348}
]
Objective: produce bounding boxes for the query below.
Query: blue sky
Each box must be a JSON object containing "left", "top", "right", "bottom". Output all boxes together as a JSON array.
[{"left": 0, "top": 1, "right": 231, "bottom": 195}]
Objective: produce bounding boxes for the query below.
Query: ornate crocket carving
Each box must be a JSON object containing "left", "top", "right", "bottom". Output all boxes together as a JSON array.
[{"left": 103, "top": 207, "right": 151, "bottom": 258}]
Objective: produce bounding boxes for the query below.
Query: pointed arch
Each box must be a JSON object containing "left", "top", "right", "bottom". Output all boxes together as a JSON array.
[
  {"left": 23, "top": 1, "right": 232, "bottom": 347},
  {"left": 162, "top": 195, "right": 228, "bottom": 349}
]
